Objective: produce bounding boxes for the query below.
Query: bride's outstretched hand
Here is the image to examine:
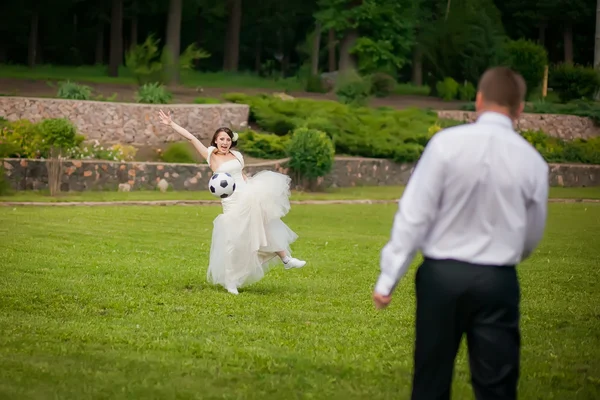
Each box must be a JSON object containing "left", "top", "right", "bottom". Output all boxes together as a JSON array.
[{"left": 158, "top": 109, "right": 173, "bottom": 126}]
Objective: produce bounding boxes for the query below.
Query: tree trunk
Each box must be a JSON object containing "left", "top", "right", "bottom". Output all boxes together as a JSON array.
[
  {"left": 28, "top": 9, "right": 39, "bottom": 68},
  {"left": 223, "top": 0, "right": 242, "bottom": 71},
  {"left": 108, "top": 0, "right": 123, "bottom": 77},
  {"left": 564, "top": 21, "right": 573, "bottom": 64},
  {"left": 194, "top": 9, "right": 203, "bottom": 68},
  {"left": 130, "top": 16, "right": 138, "bottom": 51},
  {"left": 311, "top": 22, "right": 322, "bottom": 76},
  {"left": 595, "top": 0, "right": 600, "bottom": 69},
  {"left": 73, "top": 14, "right": 78, "bottom": 41},
  {"left": 412, "top": 45, "right": 423, "bottom": 86},
  {"left": 538, "top": 21, "right": 546, "bottom": 46},
  {"left": 328, "top": 29, "right": 336, "bottom": 72},
  {"left": 165, "top": 0, "right": 183, "bottom": 84},
  {"left": 95, "top": 24, "right": 104, "bottom": 65},
  {"left": 254, "top": 34, "right": 262, "bottom": 73},
  {"left": 338, "top": 30, "right": 358, "bottom": 71}
]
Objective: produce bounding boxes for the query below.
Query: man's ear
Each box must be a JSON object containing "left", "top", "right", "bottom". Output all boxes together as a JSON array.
[
  {"left": 514, "top": 102, "right": 524, "bottom": 119},
  {"left": 475, "top": 91, "right": 483, "bottom": 112}
]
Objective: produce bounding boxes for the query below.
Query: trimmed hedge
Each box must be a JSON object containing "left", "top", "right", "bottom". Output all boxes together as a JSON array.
[
  {"left": 460, "top": 100, "right": 600, "bottom": 125},
  {"left": 223, "top": 93, "right": 450, "bottom": 163},
  {"left": 224, "top": 94, "right": 599, "bottom": 165},
  {"left": 521, "top": 130, "right": 600, "bottom": 164}
]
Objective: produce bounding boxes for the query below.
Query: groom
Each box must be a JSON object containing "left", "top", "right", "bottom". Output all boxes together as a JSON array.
[{"left": 372, "top": 67, "right": 549, "bottom": 400}]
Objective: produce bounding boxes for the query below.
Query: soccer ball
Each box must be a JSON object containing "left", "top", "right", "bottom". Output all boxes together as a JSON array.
[{"left": 208, "top": 172, "right": 236, "bottom": 198}]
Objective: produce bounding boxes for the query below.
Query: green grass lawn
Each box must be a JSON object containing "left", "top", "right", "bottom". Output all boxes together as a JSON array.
[
  {"left": 0, "top": 64, "right": 303, "bottom": 91},
  {"left": 1, "top": 186, "right": 599, "bottom": 203},
  {"left": 0, "top": 203, "right": 599, "bottom": 399}
]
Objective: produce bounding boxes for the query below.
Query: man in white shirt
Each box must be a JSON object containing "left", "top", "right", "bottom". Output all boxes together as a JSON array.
[{"left": 372, "top": 67, "right": 549, "bottom": 400}]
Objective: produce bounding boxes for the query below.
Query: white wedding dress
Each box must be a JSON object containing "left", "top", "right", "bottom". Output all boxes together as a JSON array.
[{"left": 206, "top": 146, "right": 300, "bottom": 290}]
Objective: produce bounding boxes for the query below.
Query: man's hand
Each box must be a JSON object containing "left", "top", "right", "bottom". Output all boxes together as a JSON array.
[{"left": 373, "top": 291, "right": 392, "bottom": 309}]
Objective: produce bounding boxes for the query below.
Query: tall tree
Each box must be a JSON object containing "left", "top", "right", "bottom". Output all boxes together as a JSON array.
[
  {"left": 316, "top": 0, "right": 418, "bottom": 74},
  {"left": 596, "top": 0, "right": 600, "bottom": 69},
  {"left": 108, "top": 0, "right": 123, "bottom": 77},
  {"left": 28, "top": 5, "right": 40, "bottom": 67},
  {"left": 311, "top": 22, "right": 322, "bottom": 75},
  {"left": 223, "top": 0, "right": 242, "bottom": 71},
  {"left": 328, "top": 29, "right": 336, "bottom": 71},
  {"left": 537, "top": 0, "right": 594, "bottom": 64},
  {"left": 412, "top": 0, "right": 437, "bottom": 86},
  {"left": 165, "top": 0, "right": 183, "bottom": 83}
]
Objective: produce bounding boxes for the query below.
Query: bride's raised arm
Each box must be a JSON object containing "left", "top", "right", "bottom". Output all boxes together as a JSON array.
[{"left": 158, "top": 109, "right": 209, "bottom": 161}]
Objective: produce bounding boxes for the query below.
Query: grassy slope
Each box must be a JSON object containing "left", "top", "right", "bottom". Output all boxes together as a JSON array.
[
  {"left": 0, "top": 64, "right": 303, "bottom": 90},
  {"left": 0, "top": 203, "right": 598, "bottom": 399}
]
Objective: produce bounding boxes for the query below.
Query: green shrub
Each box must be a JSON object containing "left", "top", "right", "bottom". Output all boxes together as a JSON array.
[
  {"left": 37, "top": 118, "right": 84, "bottom": 152},
  {"left": 56, "top": 80, "right": 92, "bottom": 100},
  {"left": 334, "top": 69, "right": 371, "bottom": 107},
  {"left": 436, "top": 77, "right": 459, "bottom": 101},
  {"left": 287, "top": 127, "right": 335, "bottom": 189},
  {"left": 224, "top": 94, "right": 440, "bottom": 161},
  {"left": 125, "top": 34, "right": 210, "bottom": 85},
  {"left": 521, "top": 130, "right": 600, "bottom": 164},
  {"left": 159, "top": 142, "right": 197, "bottom": 164},
  {"left": 394, "top": 83, "right": 430, "bottom": 96},
  {"left": 222, "top": 92, "right": 252, "bottom": 103},
  {"left": 237, "top": 130, "right": 290, "bottom": 159},
  {"left": 502, "top": 39, "right": 548, "bottom": 96},
  {"left": 458, "top": 81, "right": 476, "bottom": 101},
  {"left": 0, "top": 119, "right": 44, "bottom": 158},
  {"left": 65, "top": 141, "right": 136, "bottom": 162},
  {"left": 193, "top": 97, "right": 222, "bottom": 104},
  {"left": 125, "top": 35, "right": 164, "bottom": 85},
  {"left": 305, "top": 75, "right": 328, "bottom": 93},
  {"left": 135, "top": 82, "right": 172, "bottom": 104},
  {"left": 563, "top": 137, "right": 600, "bottom": 164},
  {"left": 392, "top": 143, "right": 424, "bottom": 163},
  {"left": 369, "top": 73, "right": 397, "bottom": 98},
  {"left": 0, "top": 140, "right": 21, "bottom": 158},
  {"left": 550, "top": 64, "right": 600, "bottom": 103},
  {"left": 521, "top": 130, "right": 566, "bottom": 162}
]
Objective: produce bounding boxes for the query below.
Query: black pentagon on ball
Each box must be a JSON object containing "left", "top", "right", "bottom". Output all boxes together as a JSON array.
[
  {"left": 220, "top": 193, "right": 229, "bottom": 198},
  {"left": 232, "top": 183, "right": 236, "bottom": 191},
  {"left": 219, "top": 179, "right": 229, "bottom": 188},
  {"left": 210, "top": 185, "right": 216, "bottom": 193},
  {"left": 211, "top": 174, "right": 218, "bottom": 180}
]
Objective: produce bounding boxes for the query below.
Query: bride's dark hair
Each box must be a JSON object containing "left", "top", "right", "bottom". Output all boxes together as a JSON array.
[{"left": 210, "top": 127, "right": 237, "bottom": 148}]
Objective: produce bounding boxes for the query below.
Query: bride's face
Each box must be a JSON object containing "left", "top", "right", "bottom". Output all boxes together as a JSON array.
[{"left": 215, "top": 131, "right": 232, "bottom": 153}]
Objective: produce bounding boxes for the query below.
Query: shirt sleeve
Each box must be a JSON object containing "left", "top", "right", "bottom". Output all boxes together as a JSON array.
[
  {"left": 521, "top": 162, "right": 549, "bottom": 261},
  {"left": 374, "top": 138, "right": 446, "bottom": 296}
]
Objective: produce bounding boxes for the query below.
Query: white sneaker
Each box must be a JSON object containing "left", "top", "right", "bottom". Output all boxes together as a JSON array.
[
  {"left": 284, "top": 257, "right": 306, "bottom": 270},
  {"left": 226, "top": 285, "right": 239, "bottom": 295}
]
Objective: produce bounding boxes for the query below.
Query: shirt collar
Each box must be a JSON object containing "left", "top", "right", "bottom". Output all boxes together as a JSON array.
[{"left": 476, "top": 111, "right": 514, "bottom": 129}]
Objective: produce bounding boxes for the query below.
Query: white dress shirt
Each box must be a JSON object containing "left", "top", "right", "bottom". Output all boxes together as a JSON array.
[{"left": 375, "top": 111, "right": 549, "bottom": 296}]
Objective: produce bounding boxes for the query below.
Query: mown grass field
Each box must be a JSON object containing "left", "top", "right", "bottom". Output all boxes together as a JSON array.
[
  {"left": 0, "top": 201, "right": 598, "bottom": 399},
  {"left": 1, "top": 186, "right": 599, "bottom": 203}
]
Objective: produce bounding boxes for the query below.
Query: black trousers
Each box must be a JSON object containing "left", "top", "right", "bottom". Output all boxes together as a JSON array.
[{"left": 411, "top": 257, "right": 520, "bottom": 400}]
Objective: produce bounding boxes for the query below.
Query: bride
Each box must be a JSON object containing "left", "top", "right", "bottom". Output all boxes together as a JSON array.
[{"left": 158, "top": 110, "right": 306, "bottom": 294}]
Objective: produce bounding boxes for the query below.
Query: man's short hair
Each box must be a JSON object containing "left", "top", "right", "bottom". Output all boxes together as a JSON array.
[{"left": 477, "top": 67, "right": 526, "bottom": 117}]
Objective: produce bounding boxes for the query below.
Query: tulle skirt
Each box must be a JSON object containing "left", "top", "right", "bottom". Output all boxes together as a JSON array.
[{"left": 207, "top": 170, "right": 299, "bottom": 289}]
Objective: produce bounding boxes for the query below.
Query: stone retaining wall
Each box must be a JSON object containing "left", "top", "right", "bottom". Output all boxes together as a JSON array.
[
  {"left": 0, "top": 97, "right": 249, "bottom": 146},
  {"left": 2, "top": 158, "right": 598, "bottom": 192},
  {"left": 1, "top": 97, "right": 598, "bottom": 147},
  {"left": 437, "top": 111, "right": 600, "bottom": 140}
]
